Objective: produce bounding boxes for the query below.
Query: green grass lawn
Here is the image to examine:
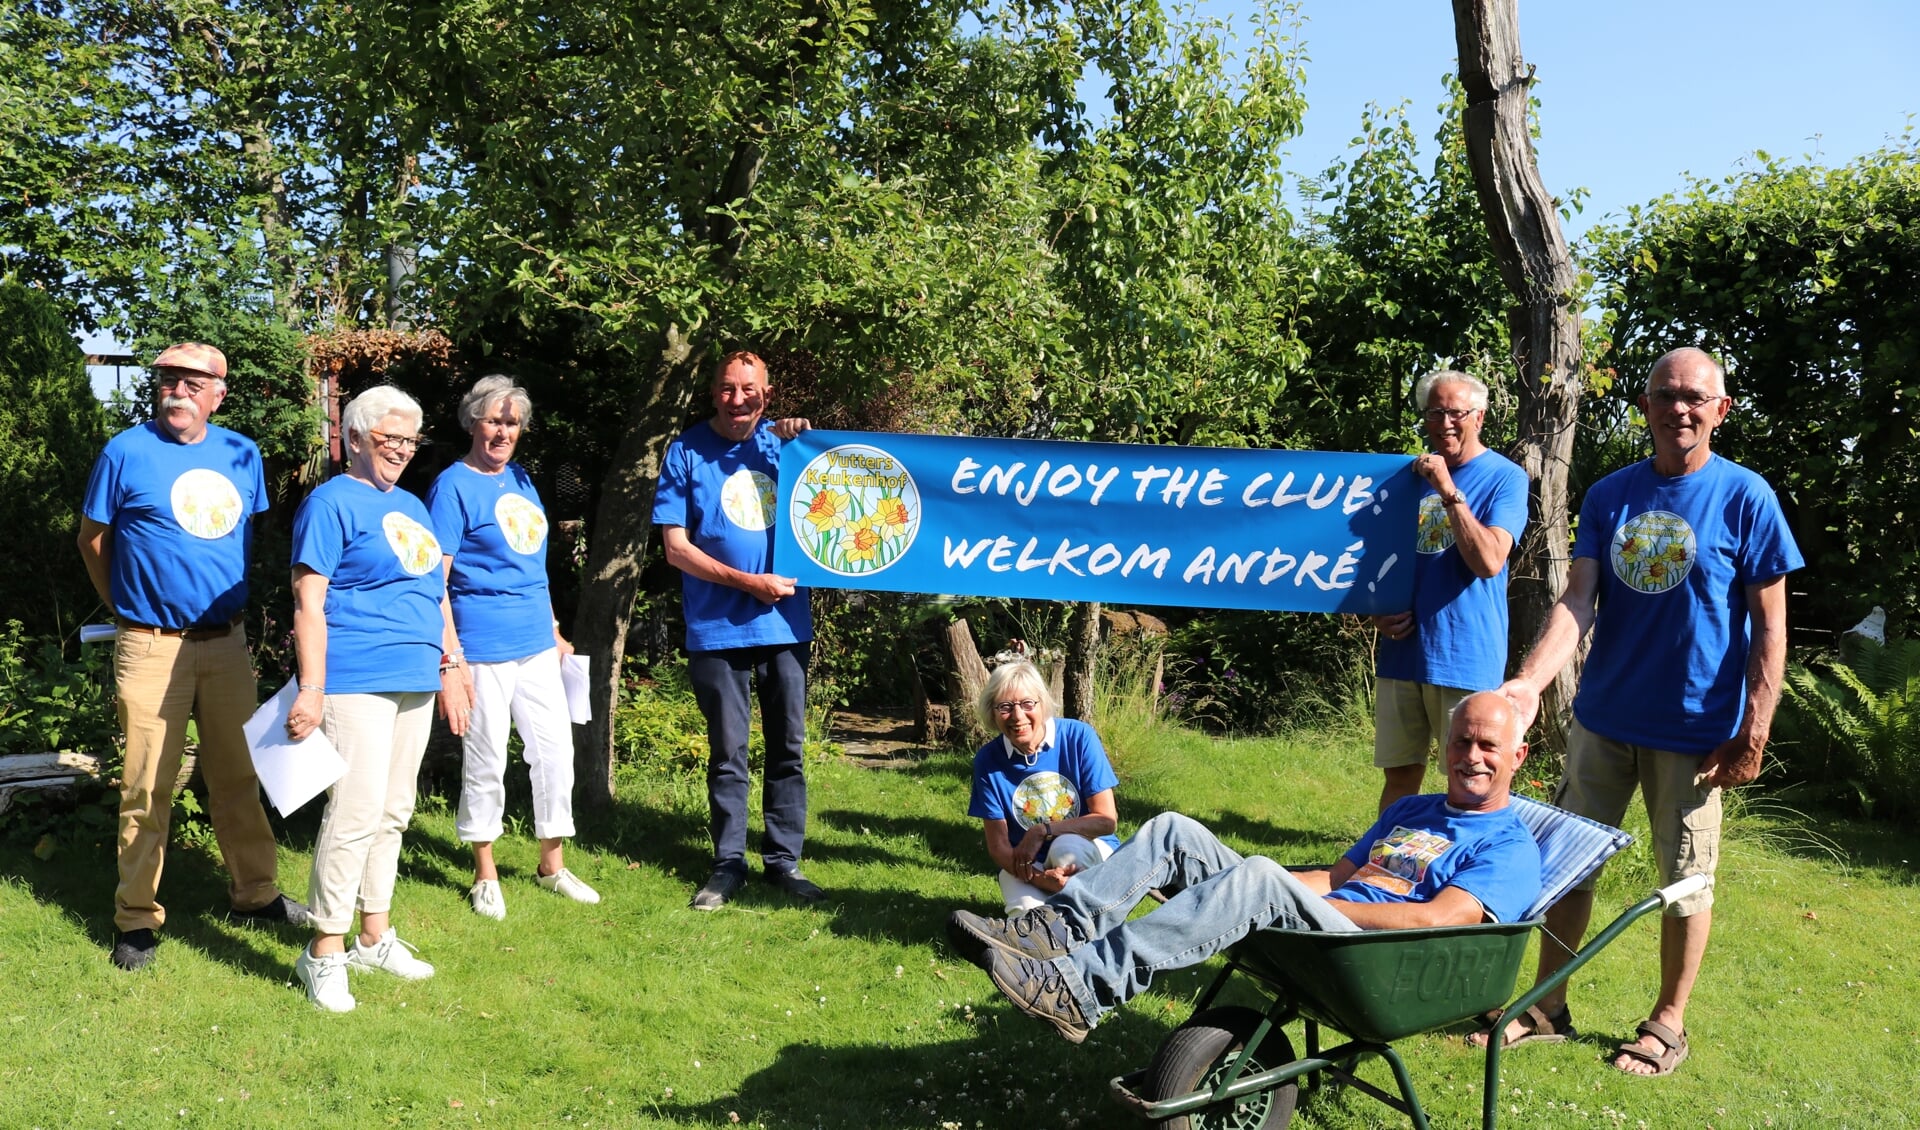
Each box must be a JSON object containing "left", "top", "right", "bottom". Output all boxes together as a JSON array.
[{"left": 3, "top": 719, "right": 1918, "bottom": 1129}]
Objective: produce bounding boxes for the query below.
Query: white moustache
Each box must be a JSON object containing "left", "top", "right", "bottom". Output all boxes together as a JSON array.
[{"left": 160, "top": 395, "right": 197, "bottom": 411}]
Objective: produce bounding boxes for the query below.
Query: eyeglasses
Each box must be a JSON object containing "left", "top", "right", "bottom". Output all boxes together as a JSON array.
[
  {"left": 157, "top": 374, "right": 216, "bottom": 396},
  {"left": 1646, "top": 389, "right": 1729, "bottom": 412},
  {"left": 1422, "top": 407, "right": 1479, "bottom": 423},
  {"left": 993, "top": 699, "right": 1040, "bottom": 716},
  {"left": 369, "top": 430, "right": 428, "bottom": 453}
]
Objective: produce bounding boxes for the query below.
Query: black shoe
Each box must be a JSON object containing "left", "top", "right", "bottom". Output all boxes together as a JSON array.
[
  {"left": 947, "top": 906, "right": 1080, "bottom": 969},
  {"left": 111, "top": 928, "right": 158, "bottom": 971},
  {"left": 691, "top": 867, "right": 747, "bottom": 911},
  {"left": 232, "top": 893, "right": 312, "bottom": 928},
  {"left": 763, "top": 867, "right": 825, "bottom": 902},
  {"left": 986, "top": 949, "right": 1092, "bottom": 1044}
]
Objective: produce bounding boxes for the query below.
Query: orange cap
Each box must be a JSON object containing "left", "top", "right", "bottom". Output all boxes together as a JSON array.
[{"left": 152, "top": 342, "right": 228, "bottom": 381}]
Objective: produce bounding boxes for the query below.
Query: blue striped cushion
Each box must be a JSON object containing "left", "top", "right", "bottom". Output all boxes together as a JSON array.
[{"left": 1508, "top": 795, "right": 1634, "bottom": 921}]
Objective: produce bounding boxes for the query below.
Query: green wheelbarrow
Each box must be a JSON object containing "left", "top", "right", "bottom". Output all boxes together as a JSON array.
[{"left": 1110, "top": 797, "right": 1704, "bottom": 1129}]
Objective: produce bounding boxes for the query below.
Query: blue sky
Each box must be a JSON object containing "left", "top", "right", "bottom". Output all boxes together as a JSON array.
[{"left": 1260, "top": 0, "right": 1919, "bottom": 241}]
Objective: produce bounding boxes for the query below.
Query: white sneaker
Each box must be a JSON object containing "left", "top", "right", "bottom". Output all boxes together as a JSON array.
[
  {"left": 470, "top": 878, "right": 506, "bottom": 920},
  {"left": 296, "top": 944, "right": 355, "bottom": 1013},
  {"left": 347, "top": 929, "right": 435, "bottom": 980},
  {"left": 537, "top": 867, "right": 601, "bottom": 904}
]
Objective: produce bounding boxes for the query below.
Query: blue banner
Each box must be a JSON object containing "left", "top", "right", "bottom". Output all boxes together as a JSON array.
[{"left": 773, "top": 431, "right": 1419, "bottom": 614}]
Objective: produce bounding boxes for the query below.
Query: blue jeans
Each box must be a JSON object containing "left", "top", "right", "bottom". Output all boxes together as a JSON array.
[
  {"left": 688, "top": 643, "right": 810, "bottom": 874},
  {"left": 1047, "top": 812, "right": 1360, "bottom": 1023}
]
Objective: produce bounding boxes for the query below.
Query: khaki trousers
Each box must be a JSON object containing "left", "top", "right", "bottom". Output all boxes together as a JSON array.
[
  {"left": 114, "top": 628, "right": 279, "bottom": 931},
  {"left": 307, "top": 692, "right": 434, "bottom": 935}
]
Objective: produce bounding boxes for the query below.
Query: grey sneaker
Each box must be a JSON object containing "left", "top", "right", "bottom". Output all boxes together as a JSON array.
[
  {"left": 691, "top": 867, "right": 746, "bottom": 911},
  {"left": 947, "top": 906, "right": 1081, "bottom": 969},
  {"left": 985, "top": 949, "right": 1092, "bottom": 1044},
  {"left": 470, "top": 878, "right": 507, "bottom": 920},
  {"left": 347, "top": 929, "right": 435, "bottom": 980}
]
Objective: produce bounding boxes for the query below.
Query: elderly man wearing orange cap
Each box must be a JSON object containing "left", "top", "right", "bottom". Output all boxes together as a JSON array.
[{"left": 78, "top": 342, "right": 308, "bottom": 971}]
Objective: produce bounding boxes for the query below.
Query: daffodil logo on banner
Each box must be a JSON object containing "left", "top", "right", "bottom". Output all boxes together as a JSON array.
[{"left": 774, "top": 431, "right": 1419, "bottom": 614}]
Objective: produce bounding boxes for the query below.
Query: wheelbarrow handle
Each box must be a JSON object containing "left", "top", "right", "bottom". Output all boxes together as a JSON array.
[{"left": 1656, "top": 874, "right": 1710, "bottom": 908}]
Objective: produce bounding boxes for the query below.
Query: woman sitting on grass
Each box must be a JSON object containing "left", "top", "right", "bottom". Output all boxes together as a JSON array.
[{"left": 968, "top": 660, "right": 1120, "bottom": 914}]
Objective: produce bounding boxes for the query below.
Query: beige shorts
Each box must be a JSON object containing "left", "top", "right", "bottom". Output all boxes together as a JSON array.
[
  {"left": 1555, "top": 718, "right": 1719, "bottom": 916},
  {"left": 1373, "top": 678, "right": 1471, "bottom": 769}
]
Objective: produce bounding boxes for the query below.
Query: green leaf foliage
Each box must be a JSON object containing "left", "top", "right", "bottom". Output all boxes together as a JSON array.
[{"left": 1779, "top": 638, "right": 1920, "bottom": 819}]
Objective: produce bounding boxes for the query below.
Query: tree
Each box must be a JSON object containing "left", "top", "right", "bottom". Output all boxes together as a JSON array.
[
  {"left": 1450, "top": 0, "right": 1585, "bottom": 745},
  {"left": 1587, "top": 138, "right": 1920, "bottom": 634}
]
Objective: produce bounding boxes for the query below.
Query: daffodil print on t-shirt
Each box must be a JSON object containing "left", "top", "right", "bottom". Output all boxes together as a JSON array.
[
  {"left": 1010, "top": 771, "right": 1079, "bottom": 829},
  {"left": 721, "top": 469, "right": 777, "bottom": 532},
  {"left": 170, "top": 468, "right": 244, "bottom": 540},
  {"left": 1414, "top": 493, "right": 1453, "bottom": 554},
  {"left": 383, "top": 511, "right": 442, "bottom": 576},
  {"left": 494, "top": 492, "right": 549, "bottom": 556},
  {"left": 1611, "top": 511, "right": 1695, "bottom": 594},
  {"left": 1351, "top": 825, "right": 1454, "bottom": 897}
]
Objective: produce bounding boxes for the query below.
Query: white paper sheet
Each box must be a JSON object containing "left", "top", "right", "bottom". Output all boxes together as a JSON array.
[
  {"left": 242, "top": 679, "right": 347, "bottom": 816},
  {"left": 561, "top": 653, "right": 593, "bottom": 724}
]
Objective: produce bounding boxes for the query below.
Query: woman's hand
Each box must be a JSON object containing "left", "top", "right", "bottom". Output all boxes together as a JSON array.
[
  {"left": 287, "top": 687, "right": 324, "bottom": 741},
  {"left": 440, "top": 665, "right": 475, "bottom": 736},
  {"left": 1029, "top": 862, "right": 1083, "bottom": 895},
  {"left": 1012, "top": 821, "right": 1052, "bottom": 867}
]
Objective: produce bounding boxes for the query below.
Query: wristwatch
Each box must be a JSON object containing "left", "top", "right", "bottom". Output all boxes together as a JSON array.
[{"left": 1442, "top": 489, "right": 1467, "bottom": 507}]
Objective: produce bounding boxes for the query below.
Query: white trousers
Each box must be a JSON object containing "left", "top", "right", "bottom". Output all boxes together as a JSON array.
[
  {"left": 457, "top": 647, "right": 578, "bottom": 843},
  {"left": 997, "top": 833, "right": 1115, "bottom": 914},
  {"left": 309, "top": 692, "right": 435, "bottom": 935}
]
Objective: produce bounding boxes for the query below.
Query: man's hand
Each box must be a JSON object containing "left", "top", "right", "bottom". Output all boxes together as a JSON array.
[
  {"left": 1029, "top": 862, "right": 1082, "bottom": 895},
  {"left": 771, "top": 417, "right": 812, "bottom": 440},
  {"left": 1413, "top": 453, "right": 1457, "bottom": 496},
  {"left": 1496, "top": 678, "right": 1542, "bottom": 733},
  {"left": 1372, "top": 611, "right": 1415, "bottom": 641},
  {"left": 1699, "top": 730, "right": 1765, "bottom": 789},
  {"left": 745, "top": 573, "right": 798, "bottom": 605}
]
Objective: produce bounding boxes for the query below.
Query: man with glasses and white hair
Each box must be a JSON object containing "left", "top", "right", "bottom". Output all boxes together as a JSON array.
[
  {"left": 1487, "top": 346, "right": 1801, "bottom": 1077},
  {"left": 1370, "top": 370, "right": 1528, "bottom": 813},
  {"left": 78, "top": 342, "right": 308, "bottom": 972}
]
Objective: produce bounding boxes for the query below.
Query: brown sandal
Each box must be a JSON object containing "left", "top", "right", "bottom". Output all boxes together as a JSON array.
[
  {"left": 1611, "top": 1019, "right": 1688, "bottom": 1076},
  {"left": 1469, "top": 1003, "right": 1577, "bottom": 1048}
]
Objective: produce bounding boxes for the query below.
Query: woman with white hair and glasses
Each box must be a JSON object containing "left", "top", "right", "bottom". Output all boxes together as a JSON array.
[
  {"left": 427, "top": 374, "right": 597, "bottom": 921},
  {"left": 286, "top": 385, "right": 472, "bottom": 1012},
  {"left": 967, "top": 660, "right": 1121, "bottom": 913}
]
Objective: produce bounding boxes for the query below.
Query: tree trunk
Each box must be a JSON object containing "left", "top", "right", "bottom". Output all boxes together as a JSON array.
[
  {"left": 1452, "top": 0, "right": 1586, "bottom": 753},
  {"left": 1062, "top": 601, "right": 1101, "bottom": 720},
  {"left": 571, "top": 325, "right": 705, "bottom": 808},
  {"left": 944, "top": 618, "right": 994, "bottom": 748}
]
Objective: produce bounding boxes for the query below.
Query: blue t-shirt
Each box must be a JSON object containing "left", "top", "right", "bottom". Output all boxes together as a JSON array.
[
  {"left": 81, "top": 422, "right": 268, "bottom": 628},
  {"left": 1375, "top": 449, "right": 1529, "bottom": 691},
  {"left": 967, "top": 717, "right": 1122, "bottom": 854},
  {"left": 427, "top": 461, "right": 556, "bottom": 664},
  {"left": 291, "top": 476, "right": 446, "bottom": 694},
  {"left": 1331, "top": 794, "right": 1541, "bottom": 925},
  {"left": 1571, "top": 455, "right": 1803, "bottom": 754},
  {"left": 651, "top": 419, "right": 812, "bottom": 652}
]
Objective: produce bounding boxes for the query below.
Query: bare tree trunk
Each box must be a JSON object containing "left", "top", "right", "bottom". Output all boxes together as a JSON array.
[
  {"left": 571, "top": 326, "right": 705, "bottom": 808},
  {"left": 1452, "top": 0, "right": 1586, "bottom": 752},
  {"left": 1062, "top": 601, "right": 1100, "bottom": 720},
  {"left": 944, "top": 618, "right": 994, "bottom": 748}
]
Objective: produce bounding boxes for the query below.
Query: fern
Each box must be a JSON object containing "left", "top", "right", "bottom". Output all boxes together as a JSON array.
[{"left": 1781, "top": 639, "right": 1920, "bottom": 818}]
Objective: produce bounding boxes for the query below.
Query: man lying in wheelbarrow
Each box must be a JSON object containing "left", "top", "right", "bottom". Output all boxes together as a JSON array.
[{"left": 947, "top": 691, "right": 1540, "bottom": 1044}]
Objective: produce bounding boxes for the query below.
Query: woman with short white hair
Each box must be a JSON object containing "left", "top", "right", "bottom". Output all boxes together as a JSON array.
[
  {"left": 427, "top": 374, "right": 597, "bottom": 920},
  {"left": 286, "top": 385, "right": 472, "bottom": 1012},
  {"left": 968, "top": 660, "right": 1121, "bottom": 913}
]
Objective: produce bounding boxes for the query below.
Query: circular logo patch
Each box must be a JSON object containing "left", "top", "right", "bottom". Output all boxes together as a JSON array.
[
  {"left": 494, "top": 492, "right": 549, "bottom": 556},
  {"left": 1610, "top": 510, "right": 1696, "bottom": 594},
  {"left": 1414, "top": 493, "right": 1454, "bottom": 555},
  {"left": 383, "top": 511, "right": 443, "bottom": 577},
  {"left": 721, "top": 469, "right": 777, "bottom": 532},
  {"left": 170, "top": 469, "right": 244, "bottom": 540},
  {"left": 1010, "top": 771, "right": 1079, "bottom": 830},
  {"left": 789, "top": 444, "right": 921, "bottom": 576}
]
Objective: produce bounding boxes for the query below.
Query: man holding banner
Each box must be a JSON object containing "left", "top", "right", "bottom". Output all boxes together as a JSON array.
[
  {"left": 1370, "top": 371, "right": 1528, "bottom": 813},
  {"left": 654, "top": 351, "right": 824, "bottom": 911}
]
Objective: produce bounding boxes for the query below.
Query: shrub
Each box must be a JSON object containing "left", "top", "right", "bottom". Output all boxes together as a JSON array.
[
  {"left": 1778, "top": 638, "right": 1920, "bottom": 818},
  {"left": 0, "top": 280, "right": 112, "bottom": 640},
  {"left": 0, "top": 620, "right": 118, "bottom": 763}
]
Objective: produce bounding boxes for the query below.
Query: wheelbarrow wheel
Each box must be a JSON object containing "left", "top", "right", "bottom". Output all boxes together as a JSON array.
[{"left": 1144, "top": 1005, "right": 1297, "bottom": 1130}]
